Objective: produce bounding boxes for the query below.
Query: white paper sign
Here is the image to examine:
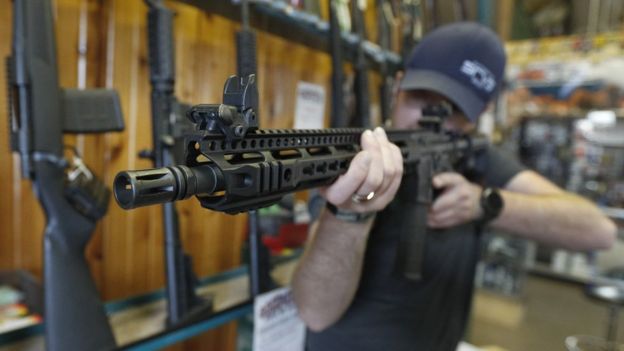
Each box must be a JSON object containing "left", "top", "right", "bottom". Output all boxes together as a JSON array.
[
  {"left": 253, "top": 287, "right": 305, "bottom": 351},
  {"left": 294, "top": 82, "right": 326, "bottom": 129}
]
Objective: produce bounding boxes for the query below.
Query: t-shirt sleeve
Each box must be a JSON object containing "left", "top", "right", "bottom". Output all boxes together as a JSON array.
[
  {"left": 307, "top": 189, "right": 326, "bottom": 223},
  {"left": 481, "top": 146, "right": 527, "bottom": 188}
]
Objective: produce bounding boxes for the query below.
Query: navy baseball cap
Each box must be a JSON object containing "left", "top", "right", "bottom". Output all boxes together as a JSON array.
[{"left": 400, "top": 22, "right": 506, "bottom": 123}]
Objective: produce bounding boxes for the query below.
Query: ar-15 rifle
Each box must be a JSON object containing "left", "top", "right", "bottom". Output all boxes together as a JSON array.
[
  {"left": 328, "top": 0, "right": 347, "bottom": 128},
  {"left": 350, "top": 0, "right": 371, "bottom": 128},
  {"left": 376, "top": 0, "right": 395, "bottom": 124},
  {"left": 234, "top": 0, "right": 276, "bottom": 298},
  {"left": 113, "top": 75, "right": 488, "bottom": 280},
  {"left": 141, "top": 0, "right": 211, "bottom": 327},
  {"left": 7, "top": 0, "right": 124, "bottom": 349}
]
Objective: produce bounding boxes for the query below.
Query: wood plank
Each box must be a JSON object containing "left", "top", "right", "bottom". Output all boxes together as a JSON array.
[
  {"left": 0, "top": 0, "right": 15, "bottom": 270},
  {"left": 101, "top": 0, "right": 154, "bottom": 300},
  {"left": 1, "top": 0, "right": 343, "bottom": 349}
]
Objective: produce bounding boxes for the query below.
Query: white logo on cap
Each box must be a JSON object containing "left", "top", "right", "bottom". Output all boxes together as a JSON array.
[{"left": 460, "top": 60, "right": 496, "bottom": 93}]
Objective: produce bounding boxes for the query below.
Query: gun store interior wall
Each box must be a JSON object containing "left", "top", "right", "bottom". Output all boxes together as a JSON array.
[{"left": 0, "top": 0, "right": 623, "bottom": 350}]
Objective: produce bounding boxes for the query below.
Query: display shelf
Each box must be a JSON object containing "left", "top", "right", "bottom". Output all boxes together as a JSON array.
[
  {"left": 178, "top": 0, "right": 403, "bottom": 72},
  {"left": 0, "top": 253, "right": 300, "bottom": 350}
]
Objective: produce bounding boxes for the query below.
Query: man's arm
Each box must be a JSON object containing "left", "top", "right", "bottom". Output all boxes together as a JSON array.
[
  {"left": 492, "top": 170, "right": 616, "bottom": 250},
  {"left": 292, "top": 128, "right": 403, "bottom": 332},
  {"left": 428, "top": 170, "right": 617, "bottom": 251},
  {"left": 292, "top": 211, "right": 374, "bottom": 331}
]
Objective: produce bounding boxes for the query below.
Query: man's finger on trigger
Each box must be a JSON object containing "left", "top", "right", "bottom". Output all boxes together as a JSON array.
[{"left": 325, "top": 151, "right": 371, "bottom": 204}]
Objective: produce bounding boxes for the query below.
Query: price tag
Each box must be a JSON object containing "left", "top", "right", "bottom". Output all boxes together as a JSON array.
[
  {"left": 253, "top": 287, "right": 305, "bottom": 351},
  {"left": 294, "top": 81, "right": 326, "bottom": 130}
]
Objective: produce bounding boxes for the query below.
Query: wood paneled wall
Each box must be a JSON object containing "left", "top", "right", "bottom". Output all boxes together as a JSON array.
[{"left": 0, "top": 0, "right": 354, "bottom": 349}]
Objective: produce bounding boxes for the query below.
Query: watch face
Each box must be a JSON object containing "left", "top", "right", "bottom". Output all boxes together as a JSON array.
[
  {"left": 481, "top": 188, "right": 504, "bottom": 221},
  {"left": 485, "top": 188, "right": 503, "bottom": 211}
]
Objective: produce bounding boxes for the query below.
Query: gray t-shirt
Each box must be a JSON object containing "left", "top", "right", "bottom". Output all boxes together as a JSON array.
[{"left": 306, "top": 146, "right": 525, "bottom": 351}]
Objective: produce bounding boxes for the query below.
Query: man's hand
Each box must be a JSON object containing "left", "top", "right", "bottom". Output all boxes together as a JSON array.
[
  {"left": 428, "top": 172, "right": 482, "bottom": 228},
  {"left": 321, "top": 127, "right": 404, "bottom": 213}
]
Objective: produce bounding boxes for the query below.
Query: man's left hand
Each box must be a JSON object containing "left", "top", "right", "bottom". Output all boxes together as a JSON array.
[{"left": 428, "top": 172, "right": 483, "bottom": 229}]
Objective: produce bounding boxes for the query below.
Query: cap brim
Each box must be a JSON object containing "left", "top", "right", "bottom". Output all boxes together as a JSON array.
[{"left": 400, "top": 69, "right": 484, "bottom": 123}]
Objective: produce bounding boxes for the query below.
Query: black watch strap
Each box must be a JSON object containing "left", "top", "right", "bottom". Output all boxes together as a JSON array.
[
  {"left": 325, "top": 203, "right": 376, "bottom": 223},
  {"left": 479, "top": 187, "right": 504, "bottom": 225}
]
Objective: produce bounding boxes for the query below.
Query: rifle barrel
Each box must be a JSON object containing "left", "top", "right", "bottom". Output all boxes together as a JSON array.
[{"left": 114, "top": 164, "right": 223, "bottom": 209}]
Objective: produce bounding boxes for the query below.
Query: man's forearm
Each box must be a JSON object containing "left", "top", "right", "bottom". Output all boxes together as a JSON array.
[
  {"left": 292, "top": 209, "right": 374, "bottom": 331},
  {"left": 492, "top": 190, "right": 617, "bottom": 251}
]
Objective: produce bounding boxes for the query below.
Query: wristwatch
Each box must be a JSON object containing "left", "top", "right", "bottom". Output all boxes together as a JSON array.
[
  {"left": 479, "top": 187, "right": 504, "bottom": 224},
  {"left": 325, "top": 203, "right": 376, "bottom": 223}
]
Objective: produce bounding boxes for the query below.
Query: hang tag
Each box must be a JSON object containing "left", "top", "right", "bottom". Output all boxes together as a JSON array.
[
  {"left": 294, "top": 81, "right": 325, "bottom": 129},
  {"left": 64, "top": 153, "right": 110, "bottom": 221},
  {"left": 253, "top": 287, "right": 305, "bottom": 351}
]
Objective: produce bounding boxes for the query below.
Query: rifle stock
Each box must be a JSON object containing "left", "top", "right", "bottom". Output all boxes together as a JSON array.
[{"left": 7, "top": 0, "right": 123, "bottom": 349}]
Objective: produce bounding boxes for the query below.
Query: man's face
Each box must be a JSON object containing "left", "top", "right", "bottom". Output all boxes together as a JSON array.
[{"left": 392, "top": 89, "right": 475, "bottom": 133}]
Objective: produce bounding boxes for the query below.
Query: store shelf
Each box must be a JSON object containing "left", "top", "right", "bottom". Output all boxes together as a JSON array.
[
  {"left": 178, "top": 0, "right": 403, "bottom": 72},
  {"left": 528, "top": 263, "right": 591, "bottom": 286},
  {"left": 0, "top": 252, "right": 301, "bottom": 350}
]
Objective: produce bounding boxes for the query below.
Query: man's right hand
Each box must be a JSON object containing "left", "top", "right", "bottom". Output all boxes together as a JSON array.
[{"left": 321, "top": 127, "right": 404, "bottom": 213}]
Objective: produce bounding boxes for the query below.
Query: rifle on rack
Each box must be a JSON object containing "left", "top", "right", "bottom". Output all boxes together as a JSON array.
[
  {"left": 113, "top": 74, "right": 489, "bottom": 281},
  {"left": 7, "top": 0, "right": 124, "bottom": 349},
  {"left": 141, "top": 0, "right": 211, "bottom": 327},
  {"left": 235, "top": 0, "right": 275, "bottom": 297},
  {"left": 376, "top": 0, "right": 395, "bottom": 123},
  {"left": 400, "top": 0, "right": 423, "bottom": 61},
  {"left": 350, "top": 0, "right": 371, "bottom": 127},
  {"left": 328, "top": 0, "right": 347, "bottom": 128}
]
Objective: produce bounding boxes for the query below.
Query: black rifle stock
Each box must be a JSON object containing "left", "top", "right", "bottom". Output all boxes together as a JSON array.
[
  {"left": 143, "top": 0, "right": 211, "bottom": 327},
  {"left": 113, "top": 78, "right": 488, "bottom": 280},
  {"left": 7, "top": 0, "right": 123, "bottom": 349}
]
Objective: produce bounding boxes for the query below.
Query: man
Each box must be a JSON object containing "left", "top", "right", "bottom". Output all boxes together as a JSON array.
[{"left": 291, "top": 22, "right": 617, "bottom": 351}]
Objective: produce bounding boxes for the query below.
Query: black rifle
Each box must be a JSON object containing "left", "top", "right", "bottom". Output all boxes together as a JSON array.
[
  {"left": 400, "top": 0, "right": 422, "bottom": 61},
  {"left": 7, "top": 0, "right": 124, "bottom": 349},
  {"left": 426, "top": 0, "right": 438, "bottom": 31},
  {"left": 376, "top": 0, "right": 394, "bottom": 124},
  {"left": 328, "top": 0, "right": 347, "bottom": 128},
  {"left": 113, "top": 75, "right": 488, "bottom": 281},
  {"left": 141, "top": 0, "right": 211, "bottom": 327},
  {"left": 235, "top": 0, "right": 274, "bottom": 297},
  {"left": 455, "top": 0, "right": 468, "bottom": 21},
  {"left": 350, "top": 0, "right": 370, "bottom": 128}
]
